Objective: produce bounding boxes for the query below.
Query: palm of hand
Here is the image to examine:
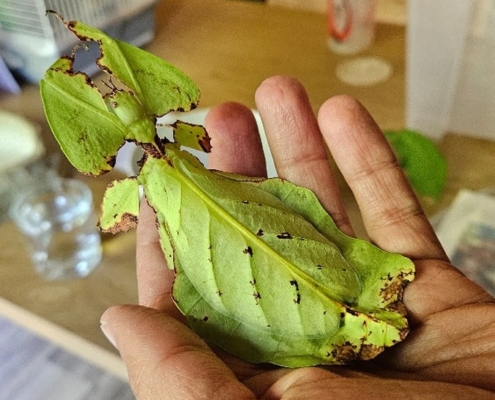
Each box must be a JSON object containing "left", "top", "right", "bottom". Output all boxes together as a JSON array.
[{"left": 102, "top": 77, "right": 495, "bottom": 399}]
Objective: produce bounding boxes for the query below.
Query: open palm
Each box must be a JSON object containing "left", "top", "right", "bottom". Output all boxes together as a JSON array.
[{"left": 101, "top": 76, "right": 495, "bottom": 399}]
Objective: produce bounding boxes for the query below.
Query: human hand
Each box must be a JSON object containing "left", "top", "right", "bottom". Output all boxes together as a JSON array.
[{"left": 101, "top": 76, "right": 495, "bottom": 399}]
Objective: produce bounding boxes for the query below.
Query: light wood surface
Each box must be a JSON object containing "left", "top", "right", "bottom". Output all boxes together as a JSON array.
[{"left": 0, "top": 0, "right": 494, "bottom": 353}]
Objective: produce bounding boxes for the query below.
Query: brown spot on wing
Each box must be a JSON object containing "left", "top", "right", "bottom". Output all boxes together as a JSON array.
[
  {"left": 243, "top": 246, "right": 253, "bottom": 256},
  {"left": 359, "top": 344, "right": 384, "bottom": 360},
  {"left": 99, "top": 212, "right": 138, "bottom": 234},
  {"left": 199, "top": 135, "right": 212, "bottom": 153}
]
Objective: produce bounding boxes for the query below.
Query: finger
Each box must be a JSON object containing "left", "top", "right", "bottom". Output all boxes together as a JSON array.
[
  {"left": 101, "top": 305, "right": 254, "bottom": 400},
  {"left": 318, "top": 95, "right": 447, "bottom": 261},
  {"left": 136, "top": 199, "right": 180, "bottom": 317},
  {"left": 255, "top": 76, "right": 354, "bottom": 236},
  {"left": 206, "top": 102, "right": 266, "bottom": 177},
  {"left": 261, "top": 366, "right": 492, "bottom": 399}
]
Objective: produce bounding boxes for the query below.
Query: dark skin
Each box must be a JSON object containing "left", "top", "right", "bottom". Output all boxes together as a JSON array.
[{"left": 100, "top": 76, "right": 495, "bottom": 399}]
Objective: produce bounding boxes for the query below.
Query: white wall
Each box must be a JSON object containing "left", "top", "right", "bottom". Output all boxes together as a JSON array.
[{"left": 406, "top": 0, "right": 495, "bottom": 140}]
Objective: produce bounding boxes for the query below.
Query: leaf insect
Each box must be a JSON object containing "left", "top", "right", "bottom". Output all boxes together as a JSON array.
[{"left": 41, "top": 13, "right": 415, "bottom": 367}]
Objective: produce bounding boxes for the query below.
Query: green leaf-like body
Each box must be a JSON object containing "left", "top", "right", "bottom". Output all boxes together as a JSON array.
[
  {"left": 41, "top": 15, "right": 415, "bottom": 367},
  {"left": 139, "top": 145, "right": 415, "bottom": 367}
]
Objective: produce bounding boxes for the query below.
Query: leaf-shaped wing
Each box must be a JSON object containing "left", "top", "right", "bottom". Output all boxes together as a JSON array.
[
  {"left": 40, "top": 57, "right": 128, "bottom": 175},
  {"left": 57, "top": 16, "right": 201, "bottom": 117},
  {"left": 255, "top": 179, "right": 415, "bottom": 313},
  {"left": 139, "top": 145, "right": 414, "bottom": 366},
  {"left": 99, "top": 177, "right": 140, "bottom": 233}
]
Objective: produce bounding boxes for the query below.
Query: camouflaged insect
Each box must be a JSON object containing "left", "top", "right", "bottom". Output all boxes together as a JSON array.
[{"left": 40, "top": 13, "right": 415, "bottom": 367}]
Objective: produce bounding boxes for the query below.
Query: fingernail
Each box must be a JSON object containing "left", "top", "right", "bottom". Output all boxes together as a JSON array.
[{"left": 100, "top": 321, "right": 118, "bottom": 350}]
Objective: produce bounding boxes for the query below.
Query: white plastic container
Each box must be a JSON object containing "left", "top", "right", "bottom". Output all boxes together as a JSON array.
[
  {"left": 10, "top": 179, "right": 102, "bottom": 280},
  {"left": 326, "top": 0, "right": 377, "bottom": 55}
]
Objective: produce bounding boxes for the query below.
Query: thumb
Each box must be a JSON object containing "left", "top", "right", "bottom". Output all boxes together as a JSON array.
[{"left": 100, "top": 305, "right": 254, "bottom": 400}]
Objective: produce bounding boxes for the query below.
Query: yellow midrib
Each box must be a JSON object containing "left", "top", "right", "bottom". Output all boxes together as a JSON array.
[{"left": 166, "top": 149, "right": 349, "bottom": 306}]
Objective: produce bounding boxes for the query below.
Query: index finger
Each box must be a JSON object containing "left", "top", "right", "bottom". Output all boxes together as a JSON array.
[{"left": 136, "top": 199, "right": 181, "bottom": 317}]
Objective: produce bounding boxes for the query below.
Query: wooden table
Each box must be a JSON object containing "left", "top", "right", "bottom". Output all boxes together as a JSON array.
[{"left": 1, "top": 0, "right": 494, "bottom": 353}]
